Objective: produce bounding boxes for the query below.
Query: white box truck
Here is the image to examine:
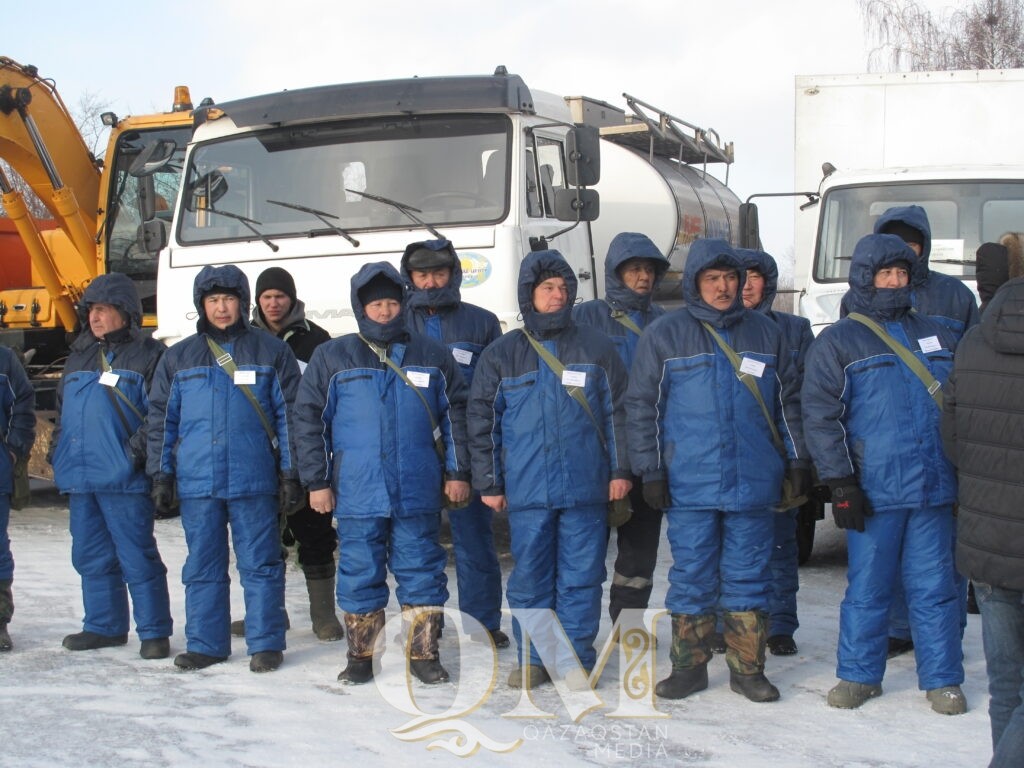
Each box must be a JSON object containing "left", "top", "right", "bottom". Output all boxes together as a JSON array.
[{"left": 793, "top": 69, "right": 1024, "bottom": 333}]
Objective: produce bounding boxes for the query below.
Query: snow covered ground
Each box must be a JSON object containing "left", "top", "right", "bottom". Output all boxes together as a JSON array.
[{"left": 1, "top": 487, "right": 992, "bottom": 767}]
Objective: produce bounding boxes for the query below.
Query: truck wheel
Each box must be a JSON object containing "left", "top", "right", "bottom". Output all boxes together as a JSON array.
[{"left": 796, "top": 505, "right": 817, "bottom": 566}]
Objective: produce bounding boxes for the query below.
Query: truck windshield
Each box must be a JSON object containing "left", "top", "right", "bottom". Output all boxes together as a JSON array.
[
  {"left": 814, "top": 180, "right": 1024, "bottom": 282},
  {"left": 179, "top": 114, "right": 510, "bottom": 245}
]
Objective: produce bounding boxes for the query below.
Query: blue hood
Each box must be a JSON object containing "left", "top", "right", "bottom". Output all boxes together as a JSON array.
[
  {"left": 603, "top": 232, "right": 669, "bottom": 312},
  {"left": 192, "top": 264, "right": 251, "bottom": 335},
  {"left": 682, "top": 238, "right": 746, "bottom": 327},
  {"left": 518, "top": 249, "right": 577, "bottom": 337},
  {"left": 400, "top": 238, "right": 461, "bottom": 310},
  {"left": 736, "top": 248, "right": 778, "bottom": 313},
  {"left": 844, "top": 233, "right": 917, "bottom": 319},
  {"left": 873, "top": 204, "right": 932, "bottom": 286},
  {"left": 350, "top": 261, "right": 408, "bottom": 345},
  {"left": 79, "top": 272, "right": 143, "bottom": 329}
]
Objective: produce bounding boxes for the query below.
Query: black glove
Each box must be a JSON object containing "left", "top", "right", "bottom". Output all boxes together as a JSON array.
[
  {"left": 785, "top": 463, "right": 812, "bottom": 502},
  {"left": 642, "top": 478, "right": 671, "bottom": 510},
  {"left": 828, "top": 478, "right": 873, "bottom": 532},
  {"left": 278, "top": 478, "right": 305, "bottom": 516},
  {"left": 151, "top": 479, "right": 178, "bottom": 520}
]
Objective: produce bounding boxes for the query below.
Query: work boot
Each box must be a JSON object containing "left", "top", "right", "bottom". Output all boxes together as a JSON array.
[
  {"left": 767, "top": 634, "right": 798, "bottom": 656},
  {"left": 730, "top": 670, "right": 780, "bottom": 702},
  {"left": 232, "top": 610, "right": 291, "bottom": 638},
  {"left": 250, "top": 650, "right": 284, "bottom": 673},
  {"left": 927, "top": 685, "right": 968, "bottom": 715},
  {"left": 0, "top": 623, "right": 11, "bottom": 652},
  {"left": 656, "top": 613, "right": 715, "bottom": 700},
  {"left": 886, "top": 636, "right": 914, "bottom": 658},
  {"left": 62, "top": 631, "right": 128, "bottom": 651},
  {"left": 139, "top": 638, "right": 170, "bottom": 660},
  {"left": 404, "top": 605, "right": 449, "bottom": 684},
  {"left": 337, "top": 610, "right": 385, "bottom": 685},
  {"left": 470, "top": 627, "right": 510, "bottom": 649},
  {"left": 827, "top": 679, "right": 882, "bottom": 709},
  {"left": 304, "top": 568, "right": 343, "bottom": 641},
  {"left": 174, "top": 651, "right": 227, "bottom": 670},
  {"left": 507, "top": 664, "right": 552, "bottom": 689},
  {"left": 723, "top": 610, "right": 778, "bottom": 702}
]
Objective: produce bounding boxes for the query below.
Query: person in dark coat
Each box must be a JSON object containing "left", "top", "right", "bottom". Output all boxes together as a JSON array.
[
  {"left": 738, "top": 248, "right": 815, "bottom": 657},
  {"left": 942, "top": 276, "right": 1024, "bottom": 764},
  {"left": 627, "top": 238, "right": 806, "bottom": 703},
  {"left": 399, "top": 239, "right": 507, "bottom": 649},
  {"left": 147, "top": 264, "right": 302, "bottom": 673},
  {"left": 243, "top": 266, "right": 343, "bottom": 643},
  {"left": 0, "top": 346, "right": 35, "bottom": 652},
  {"left": 803, "top": 233, "right": 965, "bottom": 715},
  {"left": 293, "top": 262, "right": 470, "bottom": 686},
  {"left": 51, "top": 273, "right": 172, "bottom": 659},
  {"left": 572, "top": 232, "right": 670, "bottom": 623},
  {"left": 469, "top": 250, "right": 630, "bottom": 691}
]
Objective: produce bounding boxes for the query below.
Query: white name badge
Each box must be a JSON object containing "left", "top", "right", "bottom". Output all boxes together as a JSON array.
[
  {"left": 99, "top": 371, "right": 120, "bottom": 387},
  {"left": 739, "top": 357, "right": 766, "bottom": 378},
  {"left": 406, "top": 370, "right": 431, "bottom": 388},
  {"left": 234, "top": 370, "right": 257, "bottom": 386},
  {"left": 919, "top": 336, "right": 942, "bottom": 353},
  {"left": 452, "top": 348, "right": 473, "bottom": 365},
  {"left": 562, "top": 370, "right": 587, "bottom": 387}
]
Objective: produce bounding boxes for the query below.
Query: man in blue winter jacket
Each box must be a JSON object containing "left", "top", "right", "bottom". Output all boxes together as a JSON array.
[
  {"left": 147, "top": 265, "right": 302, "bottom": 673},
  {"left": 0, "top": 346, "right": 35, "bottom": 652},
  {"left": 400, "top": 239, "right": 508, "bottom": 649},
  {"left": 51, "top": 273, "right": 172, "bottom": 660},
  {"left": 803, "top": 232, "right": 966, "bottom": 715},
  {"left": 572, "top": 232, "right": 670, "bottom": 622},
  {"left": 738, "top": 248, "right": 815, "bottom": 657},
  {"left": 627, "top": 238, "right": 806, "bottom": 703},
  {"left": 293, "top": 262, "right": 470, "bottom": 686},
  {"left": 469, "top": 250, "right": 631, "bottom": 690}
]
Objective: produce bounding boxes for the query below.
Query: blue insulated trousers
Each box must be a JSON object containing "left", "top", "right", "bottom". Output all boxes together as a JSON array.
[
  {"left": 769, "top": 508, "right": 800, "bottom": 637},
  {"left": 448, "top": 496, "right": 503, "bottom": 632},
  {"left": 838, "top": 505, "right": 963, "bottom": 690},
  {"left": 180, "top": 495, "right": 285, "bottom": 658},
  {"left": 506, "top": 505, "right": 607, "bottom": 673},
  {"left": 69, "top": 492, "right": 172, "bottom": 639},
  {"left": 665, "top": 508, "right": 774, "bottom": 615},
  {"left": 335, "top": 513, "right": 448, "bottom": 614}
]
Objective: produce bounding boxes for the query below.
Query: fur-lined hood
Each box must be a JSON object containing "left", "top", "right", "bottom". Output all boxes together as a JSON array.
[{"left": 1000, "top": 231, "right": 1024, "bottom": 281}]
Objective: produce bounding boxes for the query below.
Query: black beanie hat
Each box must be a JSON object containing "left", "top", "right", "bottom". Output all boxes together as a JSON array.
[
  {"left": 406, "top": 246, "right": 455, "bottom": 271},
  {"left": 879, "top": 220, "right": 925, "bottom": 248},
  {"left": 358, "top": 273, "right": 403, "bottom": 306},
  {"left": 255, "top": 267, "right": 297, "bottom": 303},
  {"left": 202, "top": 284, "right": 242, "bottom": 300},
  {"left": 534, "top": 269, "right": 562, "bottom": 286}
]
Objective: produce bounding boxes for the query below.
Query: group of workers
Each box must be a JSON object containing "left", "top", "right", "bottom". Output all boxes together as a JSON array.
[{"left": 0, "top": 206, "right": 1021, "bottom": 764}]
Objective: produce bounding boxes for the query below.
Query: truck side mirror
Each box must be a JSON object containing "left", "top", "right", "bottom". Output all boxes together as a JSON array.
[
  {"left": 738, "top": 202, "right": 761, "bottom": 249},
  {"left": 553, "top": 187, "right": 599, "bottom": 222},
  {"left": 565, "top": 124, "right": 601, "bottom": 187},
  {"left": 129, "top": 139, "right": 177, "bottom": 178},
  {"left": 187, "top": 170, "right": 228, "bottom": 211},
  {"left": 138, "top": 219, "right": 168, "bottom": 255}
]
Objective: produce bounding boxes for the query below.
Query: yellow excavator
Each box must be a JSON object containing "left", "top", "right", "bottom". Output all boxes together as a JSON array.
[{"left": 0, "top": 56, "right": 197, "bottom": 475}]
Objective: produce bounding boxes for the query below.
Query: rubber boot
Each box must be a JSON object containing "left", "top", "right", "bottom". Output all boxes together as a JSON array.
[
  {"left": 0, "top": 580, "right": 12, "bottom": 652},
  {"left": 723, "top": 610, "right": 780, "bottom": 702},
  {"left": 655, "top": 613, "right": 715, "bottom": 700},
  {"left": 404, "top": 605, "right": 449, "bottom": 684},
  {"left": 337, "top": 610, "right": 385, "bottom": 685},
  {"left": 304, "top": 565, "right": 343, "bottom": 642}
]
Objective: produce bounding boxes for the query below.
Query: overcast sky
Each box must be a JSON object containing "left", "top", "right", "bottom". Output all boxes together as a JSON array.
[{"left": 6, "top": 0, "right": 958, "bottom": 260}]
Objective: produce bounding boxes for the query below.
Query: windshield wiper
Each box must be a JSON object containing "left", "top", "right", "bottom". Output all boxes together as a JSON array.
[
  {"left": 266, "top": 199, "right": 360, "bottom": 247},
  {"left": 344, "top": 188, "right": 444, "bottom": 240},
  {"left": 196, "top": 207, "right": 279, "bottom": 252}
]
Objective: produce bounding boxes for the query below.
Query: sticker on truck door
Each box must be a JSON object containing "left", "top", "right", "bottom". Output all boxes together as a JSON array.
[{"left": 460, "top": 252, "right": 492, "bottom": 288}]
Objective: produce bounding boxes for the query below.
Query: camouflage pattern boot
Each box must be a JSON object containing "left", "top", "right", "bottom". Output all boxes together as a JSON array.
[
  {"left": 404, "top": 605, "right": 449, "bottom": 685},
  {"left": 655, "top": 613, "right": 715, "bottom": 700},
  {"left": 303, "top": 564, "right": 344, "bottom": 641},
  {"left": 0, "top": 580, "right": 12, "bottom": 652},
  {"left": 337, "top": 609, "right": 385, "bottom": 685},
  {"left": 723, "top": 610, "right": 780, "bottom": 702}
]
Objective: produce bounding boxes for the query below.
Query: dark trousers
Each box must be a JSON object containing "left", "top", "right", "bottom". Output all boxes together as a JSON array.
[{"left": 608, "top": 481, "right": 663, "bottom": 621}]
